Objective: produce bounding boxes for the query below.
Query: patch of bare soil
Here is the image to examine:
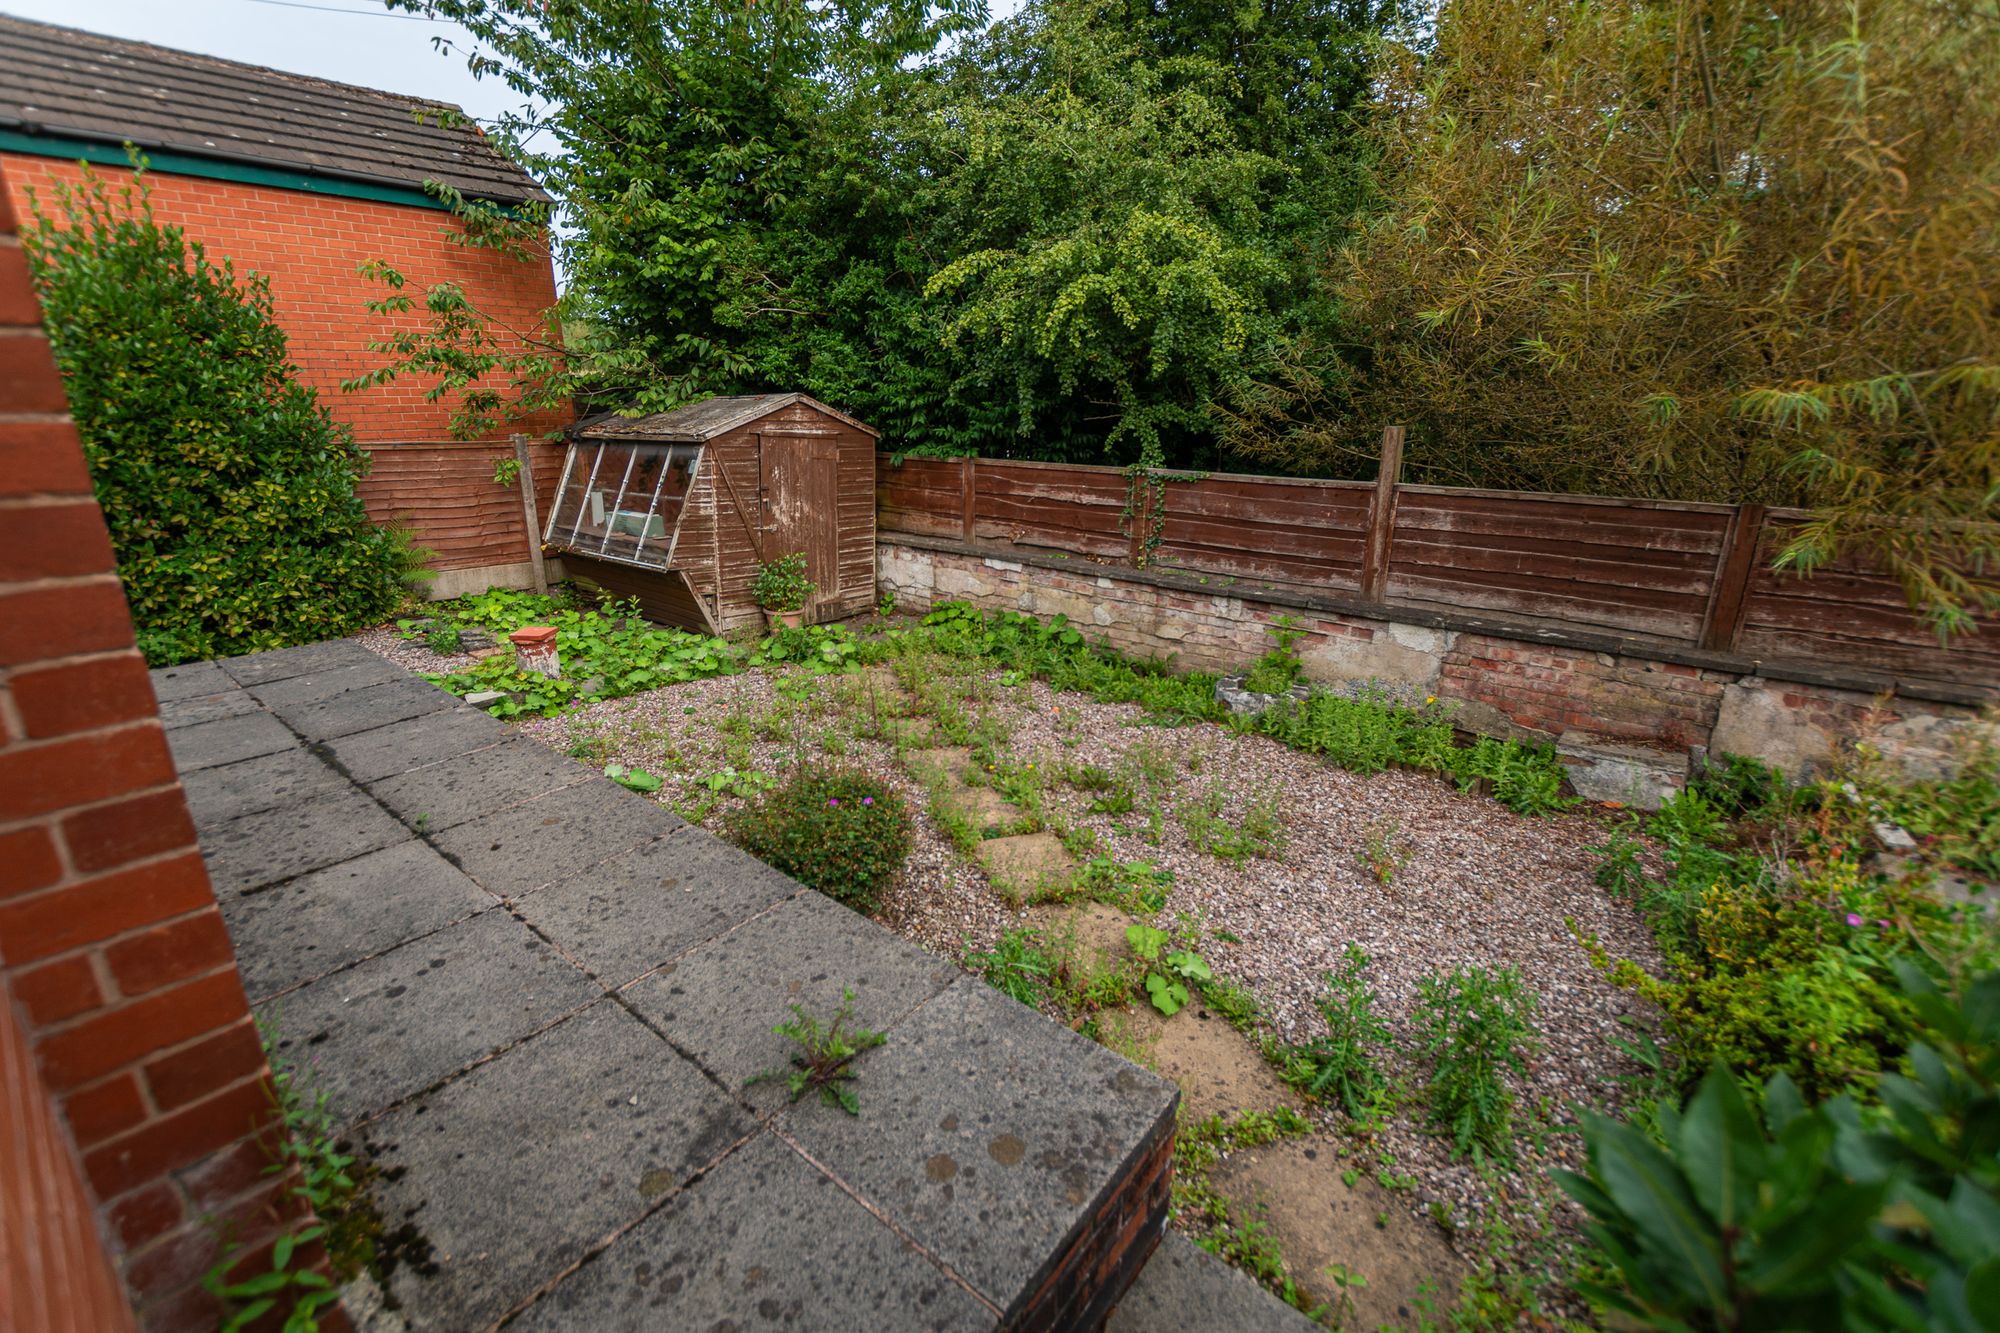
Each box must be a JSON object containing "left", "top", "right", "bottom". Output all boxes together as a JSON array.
[
  {"left": 1121, "top": 999, "right": 1302, "bottom": 1125},
  {"left": 1214, "top": 1136, "right": 1465, "bottom": 1330}
]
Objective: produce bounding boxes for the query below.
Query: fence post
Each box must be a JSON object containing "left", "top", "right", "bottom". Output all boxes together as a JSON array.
[
  {"left": 1699, "top": 502, "right": 1766, "bottom": 652},
  {"left": 1359, "top": 425, "right": 1405, "bottom": 604},
  {"left": 512, "top": 433, "right": 550, "bottom": 596},
  {"left": 959, "top": 456, "right": 977, "bottom": 542}
]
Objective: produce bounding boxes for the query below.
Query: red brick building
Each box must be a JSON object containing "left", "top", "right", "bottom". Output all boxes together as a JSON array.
[{"left": 0, "top": 15, "right": 570, "bottom": 596}]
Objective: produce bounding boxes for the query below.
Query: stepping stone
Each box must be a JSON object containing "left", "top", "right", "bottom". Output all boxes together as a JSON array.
[
  {"left": 1110, "top": 1232, "right": 1320, "bottom": 1331},
  {"left": 906, "top": 746, "right": 974, "bottom": 781},
  {"left": 1119, "top": 1000, "right": 1301, "bottom": 1125},
  {"left": 1211, "top": 1136, "right": 1465, "bottom": 1329},
  {"left": 953, "top": 783, "right": 1021, "bottom": 834},
  {"left": 1027, "top": 901, "right": 1132, "bottom": 967},
  {"left": 362, "top": 1000, "right": 759, "bottom": 1330},
  {"left": 977, "top": 831, "right": 1075, "bottom": 902}
]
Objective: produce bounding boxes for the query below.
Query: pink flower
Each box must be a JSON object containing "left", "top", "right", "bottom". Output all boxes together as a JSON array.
[
  {"left": 1845, "top": 913, "right": 1864, "bottom": 927},
  {"left": 863, "top": 796, "right": 874, "bottom": 806},
  {"left": 828, "top": 798, "right": 839, "bottom": 807}
]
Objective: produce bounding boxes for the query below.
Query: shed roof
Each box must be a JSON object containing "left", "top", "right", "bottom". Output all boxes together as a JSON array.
[
  {"left": 0, "top": 15, "right": 547, "bottom": 205},
  {"left": 577, "top": 394, "right": 880, "bottom": 442}
]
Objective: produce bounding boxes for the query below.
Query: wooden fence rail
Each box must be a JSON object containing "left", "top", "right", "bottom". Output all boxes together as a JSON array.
[{"left": 876, "top": 430, "right": 1999, "bottom": 692}]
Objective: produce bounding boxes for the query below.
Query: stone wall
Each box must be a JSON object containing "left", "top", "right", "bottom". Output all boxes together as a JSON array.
[{"left": 881, "top": 538, "right": 1990, "bottom": 807}]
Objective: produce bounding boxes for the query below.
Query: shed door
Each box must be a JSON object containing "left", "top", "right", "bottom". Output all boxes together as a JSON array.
[{"left": 761, "top": 433, "right": 840, "bottom": 603}]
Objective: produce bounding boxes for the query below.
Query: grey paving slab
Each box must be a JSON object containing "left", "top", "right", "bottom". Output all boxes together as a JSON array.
[
  {"left": 513, "top": 828, "right": 803, "bottom": 988},
  {"left": 166, "top": 710, "right": 300, "bottom": 773},
  {"left": 431, "top": 779, "right": 683, "bottom": 896},
  {"left": 620, "top": 892, "right": 956, "bottom": 1108},
  {"left": 199, "top": 785, "right": 413, "bottom": 895},
  {"left": 149, "top": 659, "right": 231, "bottom": 702},
  {"left": 244, "top": 656, "right": 406, "bottom": 709},
  {"left": 316, "top": 706, "right": 509, "bottom": 784},
  {"left": 219, "top": 840, "right": 496, "bottom": 1002},
  {"left": 362, "top": 999, "right": 759, "bottom": 1331},
  {"left": 1109, "top": 1233, "right": 1319, "bottom": 1332},
  {"left": 268, "top": 676, "right": 463, "bottom": 742},
  {"left": 511, "top": 1132, "right": 991, "bottom": 1333},
  {"left": 259, "top": 908, "right": 601, "bottom": 1122},
  {"left": 219, "top": 638, "right": 383, "bottom": 686},
  {"left": 778, "top": 976, "right": 1178, "bottom": 1310},
  {"left": 178, "top": 746, "right": 350, "bottom": 830},
  {"left": 156, "top": 688, "right": 260, "bottom": 730},
  {"left": 365, "top": 738, "right": 595, "bottom": 834}
]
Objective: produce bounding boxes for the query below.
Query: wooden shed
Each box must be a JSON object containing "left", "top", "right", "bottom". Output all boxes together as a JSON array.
[{"left": 545, "top": 394, "right": 880, "bottom": 633}]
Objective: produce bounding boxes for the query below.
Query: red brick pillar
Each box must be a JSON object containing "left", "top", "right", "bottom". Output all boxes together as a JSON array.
[
  {"left": 509, "top": 624, "right": 561, "bottom": 678},
  {"left": 0, "top": 161, "right": 311, "bottom": 1331}
]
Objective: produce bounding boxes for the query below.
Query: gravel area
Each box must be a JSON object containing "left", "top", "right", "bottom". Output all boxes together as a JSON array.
[
  {"left": 354, "top": 629, "right": 1664, "bottom": 1310},
  {"left": 353, "top": 622, "right": 477, "bottom": 677}
]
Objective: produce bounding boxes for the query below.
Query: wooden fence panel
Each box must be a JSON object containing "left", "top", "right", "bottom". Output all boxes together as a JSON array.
[
  {"left": 1386, "top": 488, "right": 1733, "bottom": 641},
  {"left": 359, "top": 440, "right": 558, "bottom": 571},
  {"left": 970, "top": 459, "right": 1131, "bottom": 559},
  {"left": 1736, "top": 518, "right": 2000, "bottom": 682},
  {"left": 877, "top": 456, "right": 967, "bottom": 540},
  {"left": 1154, "top": 474, "right": 1371, "bottom": 594}
]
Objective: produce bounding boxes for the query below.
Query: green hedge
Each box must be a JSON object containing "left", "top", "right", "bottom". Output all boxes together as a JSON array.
[{"left": 24, "top": 166, "right": 419, "bottom": 665}]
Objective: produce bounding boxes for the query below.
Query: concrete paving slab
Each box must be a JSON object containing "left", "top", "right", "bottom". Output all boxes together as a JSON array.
[
  {"left": 219, "top": 840, "right": 496, "bottom": 1002},
  {"left": 245, "top": 656, "right": 407, "bottom": 709},
  {"left": 219, "top": 638, "right": 383, "bottom": 686},
  {"left": 200, "top": 785, "right": 413, "bottom": 896},
  {"left": 166, "top": 710, "right": 300, "bottom": 773},
  {"left": 149, "top": 659, "right": 231, "bottom": 702},
  {"left": 366, "top": 739, "right": 595, "bottom": 833},
  {"left": 316, "top": 707, "right": 508, "bottom": 784},
  {"left": 259, "top": 908, "right": 600, "bottom": 1122},
  {"left": 269, "top": 676, "right": 462, "bottom": 742},
  {"left": 1109, "top": 1232, "right": 1317, "bottom": 1332},
  {"left": 362, "top": 1000, "right": 758, "bottom": 1331},
  {"left": 620, "top": 892, "right": 956, "bottom": 1108},
  {"left": 178, "top": 746, "right": 350, "bottom": 830},
  {"left": 431, "top": 779, "right": 682, "bottom": 896},
  {"left": 508, "top": 1132, "right": 992, "bottom": 1333},
  {"left": 779, "top": 976, "right": 1178, "bottom": 1310},
  {"left": 157, "top": 689, "right": 261, "bottom": 730},
  {"left": 513, "top": 828, "right": 803, "bottom": 988}
]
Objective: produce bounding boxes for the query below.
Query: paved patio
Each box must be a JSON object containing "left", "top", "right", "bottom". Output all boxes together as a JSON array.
[{"left": 159, "top": 638, "right": 1311, "bottom": 1331}]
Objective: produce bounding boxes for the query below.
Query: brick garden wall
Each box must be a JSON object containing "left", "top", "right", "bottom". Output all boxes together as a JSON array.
[
  {"left": 881, "top": 537, "right": 1986, "bottom": 799},
  {"left": 0, "top": 163, "right": 311, "bottom": 1332},
  {"left": 0, "top": 153, "right": 570, "bottom": 578}
]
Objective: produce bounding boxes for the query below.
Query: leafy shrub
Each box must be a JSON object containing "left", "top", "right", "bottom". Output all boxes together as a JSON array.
[
  {"left": 1450, "top": 736, "right": 1577, "bottom": 817},
  {"left": 1868, "top": 726, "right": 2000, "bottom": 883},
  {"left": 1284, "top": 944, "right": 1393, "bottom": 1117},
  {"left": 1240, "top": 615, "right": 1306, "bottom": 694},
  {"left": 1562, "top": 964, "right": 2000, "bottom": 1332},
  {"left": 751, "top": 552, "right": 815, "bottom": 612},
  {"left": 25, "top": 166, "right": 420, "bottom": 665},
  {"left": 726, "top": 765, "right": 911, "bottom": 910},
  {"left": 1414, "top": 963, "right": 1542, "bottom": 1160}
]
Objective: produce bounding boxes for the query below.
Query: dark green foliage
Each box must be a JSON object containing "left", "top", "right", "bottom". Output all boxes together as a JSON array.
[
  {"left": 746, "top": 987, "right": 887, "bottom": 1115},
  {"left": 25, "top": 167, "right": 417, "bottom": 665},
  {"left": 965, "top": 926, "right": 1058, "bottom": 1008},
  {"left": 726, "top": 766, "right": 912, "bottom": 911},
  {"left": 1413, "top": 963, "right": 1542, "bottom": 1160},
  {"left": 1871, "top": 728, "right": 2000, "bottom": 883},
  {"left": 1285, "top": 944, "right": 1393, "bottom": 1117},
  {"left": 751, "top": 553, "right": 815, "bottom": 613},
  {"left": 1560, "top": 964, "right": 2000, "bottom": 1332},
  {"left": 1239, "top": 616, "right": 1306, "bottom": 694}
]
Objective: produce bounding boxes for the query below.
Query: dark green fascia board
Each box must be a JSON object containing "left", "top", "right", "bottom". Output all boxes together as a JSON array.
[{"left": 0, "top": 129, "right": 533, "bottom": 215}]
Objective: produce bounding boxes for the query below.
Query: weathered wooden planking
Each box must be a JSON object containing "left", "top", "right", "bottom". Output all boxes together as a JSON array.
[{"left": 358, "top": 441, "right": 554, "bottom": 570}]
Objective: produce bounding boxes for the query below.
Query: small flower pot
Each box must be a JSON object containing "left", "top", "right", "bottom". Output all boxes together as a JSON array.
[{"left": 766, "top": 609, "right": 805, "bottom": 630}]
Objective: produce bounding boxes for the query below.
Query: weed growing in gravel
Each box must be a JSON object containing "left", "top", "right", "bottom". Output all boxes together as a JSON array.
[
  {"left": 747, "top": 988, "right": 886, "bottom": 1115},
  {"left": 1171, "top": 1108, "right": 1319, "bottom": 1316},
  {"left": 1358, "top": 819, "right": 1413, "bottom": 884},
  {"left": 965, "top": 927, "right": 1056, "bottom": 1008},
  {"left": 1240, "top": 614, "right": 1307, "bottom": 695},
  {"left": 1180, "top": 788, "right": 1286, "bottom": 864},
  {"left": 1413, "top": 964, "right": 1542, "bottom": 1161},
  {"left": 1125, "top": 921, "right": 1212, "bottom": 1016},
  {"left": 1284, "top": 944, "right": 1394, "bottom": 1118}
]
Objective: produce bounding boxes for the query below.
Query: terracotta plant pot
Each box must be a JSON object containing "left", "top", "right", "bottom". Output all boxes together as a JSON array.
[{"left": 767, "top": 609, "right": 805, "bottom": 630}]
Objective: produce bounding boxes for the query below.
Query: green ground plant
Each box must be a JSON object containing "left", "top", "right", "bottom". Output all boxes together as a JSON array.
[
  {"left": 1240, "top": 615, "right": 1307, "bottom": 695},
  {"left": 1285, "top": 945, "right": 1394, "bottom": 1118},
  {"left": 747, "top": 988, "right": 886, "bottom": 1115},
  {"left": 725, "top": 765, "right": 911, "bottom": 911},
  {"left": 1180, "top": 788, "right": 1286, "bottom": 864},
  {"left": 1413, "top": 963, "right": 1542, "bottom": 1162},
  {"left": 1125, "top": 921, "right": 1213, "bottom": 1017}
]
